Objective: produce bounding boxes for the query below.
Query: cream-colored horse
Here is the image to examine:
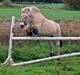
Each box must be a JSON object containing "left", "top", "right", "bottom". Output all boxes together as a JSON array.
[{"left": 20, "top": 6, "right": 62, "bottom": 56}]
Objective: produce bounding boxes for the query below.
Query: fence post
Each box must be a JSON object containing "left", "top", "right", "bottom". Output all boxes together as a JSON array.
[{"left": 2, "top": 16, "right": 15, "bottom": 65}]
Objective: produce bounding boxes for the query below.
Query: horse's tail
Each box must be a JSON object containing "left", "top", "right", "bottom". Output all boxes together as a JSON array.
[{"left": 60, "top": 40, "right": 62, "bottom": 47}]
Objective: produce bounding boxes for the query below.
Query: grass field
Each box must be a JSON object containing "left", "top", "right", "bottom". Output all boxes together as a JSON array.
[
  {"left": 0, "top": 43, "right": 80, "bottom": 75},
  {"left": 0, "top": 3, "right": 80, "bottom": 75},
  {"left": 0, "top": 42, "right": 80, "bottom": 75},
  {"left": 0, "top": 57, "right": 80, "bottom": 75},
  {"left": 0, "top": 4, "right": 80, "bottom": 20}
]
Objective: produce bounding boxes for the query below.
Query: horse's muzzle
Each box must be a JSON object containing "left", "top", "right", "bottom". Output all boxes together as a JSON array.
[{"left": 20, "top": 25, "right": 24, "bottom": 28}]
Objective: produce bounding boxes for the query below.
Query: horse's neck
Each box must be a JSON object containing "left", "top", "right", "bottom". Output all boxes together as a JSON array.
[{"left": 31, "top": 13, "right": 45, "bottom": 25}]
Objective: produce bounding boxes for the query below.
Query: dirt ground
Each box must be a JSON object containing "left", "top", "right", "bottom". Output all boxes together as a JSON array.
[{"left": 0, "top": 20, "right": 80, "bottom": 42}]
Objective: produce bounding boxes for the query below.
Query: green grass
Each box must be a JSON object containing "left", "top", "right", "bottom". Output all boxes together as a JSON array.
[
  {"left": 0, "top": 57, "right": 80, "bottom": 75},
  {"left": 42, "top": 9, "right": 80, "bottom": 20},
  {"left": 0, "top": 7, "right": 20, "bottom": 20},
  {"left": 0, "top": 42, "right": 80, "bottom": 62},
  {"left": 25, "top": 3, "right": 64, "bottom": 8},
  {"left": 0, "top": 42, "right": 80, "bottom": 75},
  {"left": 0, "top": 4, "right": 80, "bottom": 20}
]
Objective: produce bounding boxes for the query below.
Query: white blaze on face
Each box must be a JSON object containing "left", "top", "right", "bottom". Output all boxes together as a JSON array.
[
  {"left": 21, "top": 7, "right": 32, "bottom": 14},
  {"left": 20, "top": 21, "right": 25, "bottom": 26},
  {"left": 20, "top": 7, "right": 33, "bottom": 29}
]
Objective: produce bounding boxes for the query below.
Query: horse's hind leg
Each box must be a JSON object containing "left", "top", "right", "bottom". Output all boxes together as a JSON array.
[
  {"left": 48, "top": 41, "right": 54, "bottom": 56},
  {"left": 56, "top": 40, "right": 61, "bottom": 55},
  {"left": 56, "top": 40, "right": 61, "bottom": 64}
]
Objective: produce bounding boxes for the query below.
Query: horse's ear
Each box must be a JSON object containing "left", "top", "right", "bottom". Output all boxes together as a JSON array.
[{"left": 31, "top": 6, "right": 40, "bottom": 12}]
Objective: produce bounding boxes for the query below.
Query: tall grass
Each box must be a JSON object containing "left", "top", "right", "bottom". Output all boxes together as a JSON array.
[{"left": 0, "top": 41, "right": 80, "bottom": 62}]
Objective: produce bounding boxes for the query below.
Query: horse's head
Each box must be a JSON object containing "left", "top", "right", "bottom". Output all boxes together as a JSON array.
[
  {"left": 20, "top": 7, "right": 31, "bottom": 28},
  {"left": 20, "top": 6, "right": 40, "bottom": 29}
]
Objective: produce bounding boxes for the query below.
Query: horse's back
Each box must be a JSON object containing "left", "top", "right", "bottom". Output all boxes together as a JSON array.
[{"left": 38, "top": 19, "right": 61, "bottom": 36}]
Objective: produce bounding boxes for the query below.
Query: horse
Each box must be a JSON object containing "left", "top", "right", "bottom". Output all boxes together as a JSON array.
[{"left": 19, "top": 6, "right": 62, "bottom": 56}]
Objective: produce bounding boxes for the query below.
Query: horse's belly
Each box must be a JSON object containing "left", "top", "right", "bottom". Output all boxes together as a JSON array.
[
  {"left": 38, "top": 29, "right": 54, "bottom": 36},
  {"left": 38, "top": 25, "right": 56, "bottom": 36}
]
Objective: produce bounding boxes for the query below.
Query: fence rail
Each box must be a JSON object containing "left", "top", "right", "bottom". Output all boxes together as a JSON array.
[
  {"left": 11, "top": 52, "right": 80, "bottom": 66},
  {"left": 12, "top": 37, "right": 80, "bottom": 40}
]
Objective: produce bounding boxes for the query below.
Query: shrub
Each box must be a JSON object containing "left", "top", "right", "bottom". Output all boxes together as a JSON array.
[
  {"left": 3, "top": 0, "right": 12, "bottom": 6},
  {"left": 0, "top": 45, "right": 8, "bottom": 62},
  {"left": 13, "top": 42, "right": 49, "bottom": 61},
  {"left": 0, "top": 0, "right": 3, "bottom": 2},
  {"left": 0, "top": 42, "right": 80, "bottom": 62},
  {"left": 63, "top": 0, "right": 80, "bottom": 9}
]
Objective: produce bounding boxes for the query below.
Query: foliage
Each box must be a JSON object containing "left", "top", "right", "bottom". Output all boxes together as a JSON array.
[
  {"left": 0, "top": 42, "right": 80, "bottom": 75},
  {"left": 63, "top": 0, "right": 80, "bottom": 9},
  {"left": 3, "top": 0, "right": 12, "bottom": 6},
  {"left": 0, "top": 0, "right": 2, "bottom": 2},
  {"left": 11, "top": 0, "right": 63, "bottom": 3},
  {"left": 0, "top": 42, "right": 80, "bottom": 62},
  {"left": 13, "top": 42, "right": 49, "bottom": 61},
  {"left": 0, "top": 55, "right": 80, "bottom": 75},
  {"left": 0, "top": 45, "right": 8, "bottom": 62}
]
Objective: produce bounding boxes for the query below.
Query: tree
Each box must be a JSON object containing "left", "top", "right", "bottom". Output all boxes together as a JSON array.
[
  {"left": 3, "top": 0, "right": 12, "bottom": 6},
  {"left": 63, "top": 0, "right": 80, "bottom": 9},
  {"left": 0, "top": 0, "right": 3, "bottom": 2},
  {"left": 53, "top": 0, "right": 63, "bottom": 3}
]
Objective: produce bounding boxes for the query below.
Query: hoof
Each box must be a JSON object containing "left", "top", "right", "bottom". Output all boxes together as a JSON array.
[{"left": 57, "top": 58, "right": 61, "bottom": 64}]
